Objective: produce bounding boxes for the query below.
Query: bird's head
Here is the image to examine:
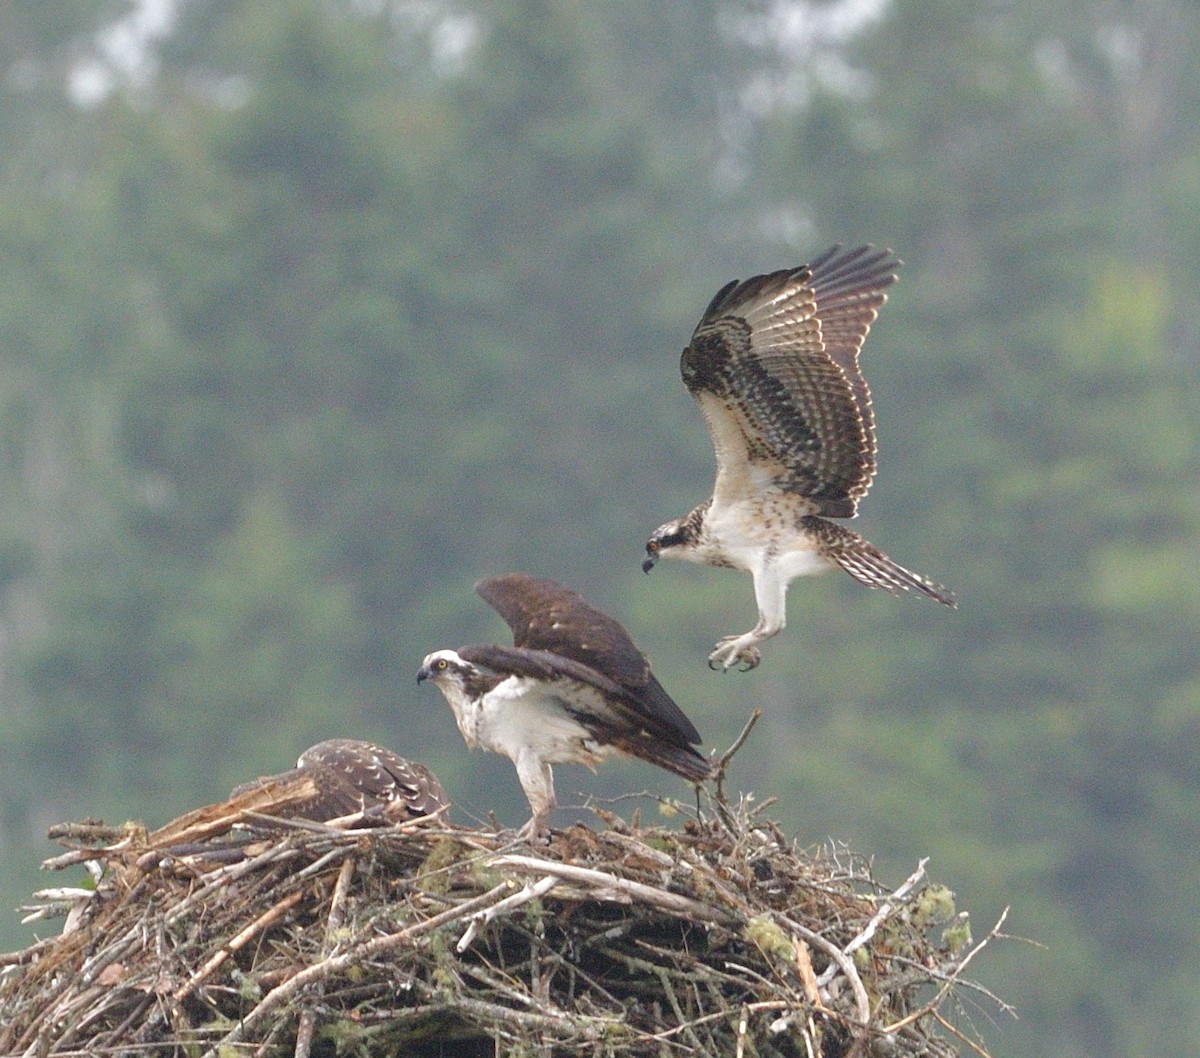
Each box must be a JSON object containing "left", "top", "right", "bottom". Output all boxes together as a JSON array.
[
  {"left": 642, "top": 519, "right": 693, "bottom": 573},
  {"left": 416, "top": 649, "right": 470, "bottom": 686},
  {"left": 417, "top": 649, "right": 486, "bottom": 745}
]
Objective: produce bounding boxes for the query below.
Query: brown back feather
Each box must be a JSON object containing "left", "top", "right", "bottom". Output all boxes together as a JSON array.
[
  {"left": 458, "top": 644, "right": 709, "bottom": 772},
  {"left": 232, "top": 739, "right": 449, "bottom": 823},
  {"left": 474, "top": 574, "right": 702, "bottom": 745}
]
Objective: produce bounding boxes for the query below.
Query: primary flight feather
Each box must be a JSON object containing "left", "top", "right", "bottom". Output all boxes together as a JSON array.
[{"left": 643, "top": 246, "right": 955, "bottom": 671}]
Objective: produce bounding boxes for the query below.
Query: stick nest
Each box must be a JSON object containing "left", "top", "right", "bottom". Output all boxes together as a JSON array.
[{"left": 0, "top": 791, "right": 1005, "bottom": 1058}]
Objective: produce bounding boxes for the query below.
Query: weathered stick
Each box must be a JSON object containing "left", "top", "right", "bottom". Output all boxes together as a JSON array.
[
  {"left": 295, "top": 854, "right": 359, "bottom": 1058},
  {"left": 839, "top": 858, "right": 929, "bottom": 962},
  {"left": 200, "top": 880, "right": 519, "bottom": 1056},
  {"left": 488, "top": 855, "right": 733, "bottom": 924},
  {"left": 174, "top": 888, "right": 305, "bottom": 1002},
  {"left": 457, "top": 875, "right": 559, "bottom": 952},
  {"left": 775, "top": 912, "right": 871, "bottom": 1026},
  {"left": 713, "top": 709, "right": 763, "bottom": 819}
]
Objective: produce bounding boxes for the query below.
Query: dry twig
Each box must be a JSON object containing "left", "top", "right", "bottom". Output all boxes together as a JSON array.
[{"left": 0, "top": 791, "right": 1011, "bottom": 1058}]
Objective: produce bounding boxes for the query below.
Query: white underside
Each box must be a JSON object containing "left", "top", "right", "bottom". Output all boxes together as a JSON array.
[
  {"left": 700, "top": 499, "right": 830, "bottom": 574},
  {"left": 436, "top": 673, "right": 613, "bottom": 830},
  {"left": 465, "top": 677, "right": 608, "bottom": 766},
  {"left": 666, "top": 497, "right": 835, "bottom": 669}
]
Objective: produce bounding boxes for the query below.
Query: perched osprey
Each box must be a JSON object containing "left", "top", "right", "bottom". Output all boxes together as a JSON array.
[
  {"left": 230, "top": 738, "right": 449, "bottom": 826},
  {"left": 417, "top": 573, "right": 713, "bottom": 837},
  {"left": 643, "top": 246, "right": 955, "bottom": 671}
]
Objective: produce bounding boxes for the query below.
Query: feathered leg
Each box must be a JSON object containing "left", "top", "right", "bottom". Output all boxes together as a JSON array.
[
  {"left": 708, "top": 563, "right": 788, "bottom": 671},
  {"left": 514, "top": 750, "right": 556, "bottom": 841}
]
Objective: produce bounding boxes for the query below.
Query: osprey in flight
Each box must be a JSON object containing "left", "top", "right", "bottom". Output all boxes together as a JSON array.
[
  {"left": 230, "top": 738, "right": 449, "bottom": 826},
  {"left": 417, "top": 573, "right": 712, "bottom": 838},
  {"left": 643, "top": 246, "right": 955, "bottom": 671}
]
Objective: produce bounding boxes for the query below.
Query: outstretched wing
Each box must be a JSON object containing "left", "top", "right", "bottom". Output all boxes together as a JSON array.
[
  {"left": 474, "top": 573, "right": 701, "bottom": 745},
  {"left": 681, "top": 246, "right": 898, "bottom": 518},
  {"left": 476, "top": 573, "right": 647, "bottom": 684}
]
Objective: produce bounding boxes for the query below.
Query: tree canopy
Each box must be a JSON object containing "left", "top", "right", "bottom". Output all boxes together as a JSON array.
[{"left": 0, "top": 2, "right": 1196, "bottom": 1055}]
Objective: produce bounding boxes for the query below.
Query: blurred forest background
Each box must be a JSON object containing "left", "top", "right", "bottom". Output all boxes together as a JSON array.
[{"left": 0, "top": 1, "right": 1196, "bottom": 1054}]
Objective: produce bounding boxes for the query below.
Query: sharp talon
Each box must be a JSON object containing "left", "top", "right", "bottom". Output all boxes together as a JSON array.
[
  {"left": 708, "top": 637, "right": 761, "bottom": 672},
  {"left": 734, "top": 647, "right": 761, "bottom": 672}
]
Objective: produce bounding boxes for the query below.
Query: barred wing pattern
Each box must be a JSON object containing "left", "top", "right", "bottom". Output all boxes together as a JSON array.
[
  {"left": 681, "top": 246, "right": 899, "bottom": 518},
  {"left": 232, "top": 739, "right": 449, "bottom": 824}
]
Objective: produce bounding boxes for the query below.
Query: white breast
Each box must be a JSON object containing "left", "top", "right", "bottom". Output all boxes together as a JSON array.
[
  {"left": 476, "top": 677, "right": 607, "bottom": 767},
  {"left": 703, "top": 495, "right": 827, "bottom": 577}
]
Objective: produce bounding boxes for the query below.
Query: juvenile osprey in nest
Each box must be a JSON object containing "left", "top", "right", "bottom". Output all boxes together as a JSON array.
[
  {"left": 417, "top": 573, "right": 712, "bottom": 838},
  {"left": 643, "top": 246, "right": 955, "bottom": 671},
  {"left": 230, "top": 738, "right": 449, "bottom": 826}
]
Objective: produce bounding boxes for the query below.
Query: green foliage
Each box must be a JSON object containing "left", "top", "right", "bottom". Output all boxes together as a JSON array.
[{"left": 0, "top": 2, "right": 1196, "bottom": 1056}]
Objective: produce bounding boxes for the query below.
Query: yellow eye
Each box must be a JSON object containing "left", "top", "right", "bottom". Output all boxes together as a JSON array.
[
  {"left": 647, "top": 540, "right": 659, "bottom": 553},
  {"left": 435, "top": 658, "right": 448, "bottom": 671}
]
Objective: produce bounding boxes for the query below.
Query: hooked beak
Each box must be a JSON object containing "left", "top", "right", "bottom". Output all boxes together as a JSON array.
[
  {"left": 416, "top": 664, "right": 431, "bottom": 685},
  {"left": 642, "top": 553, "right": 657, "bottom": 574}
]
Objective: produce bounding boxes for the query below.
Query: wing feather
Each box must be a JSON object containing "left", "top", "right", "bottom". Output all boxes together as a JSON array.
[
  {"left": 231, "top": 740, "right": 449, "bottom": 823},
  {"left": 298, "top": 739, "right": 450, "bottom": 819},
  {"left": 459, "top": 643, "right": 703, "bottom": 757},
  {"left": 681, "top": 246, "right": 899, "bottom": 517},
  {"left": 475, "top": 573, "right": 701, "bottom": 744}
]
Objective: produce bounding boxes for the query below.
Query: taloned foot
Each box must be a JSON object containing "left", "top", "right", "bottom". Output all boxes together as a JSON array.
[
  {"left": 516, "top": 814, "right": 553, "bottom": 845},
  {"left": 708, "top": 637, "right": 762, "bottom": 672}
]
